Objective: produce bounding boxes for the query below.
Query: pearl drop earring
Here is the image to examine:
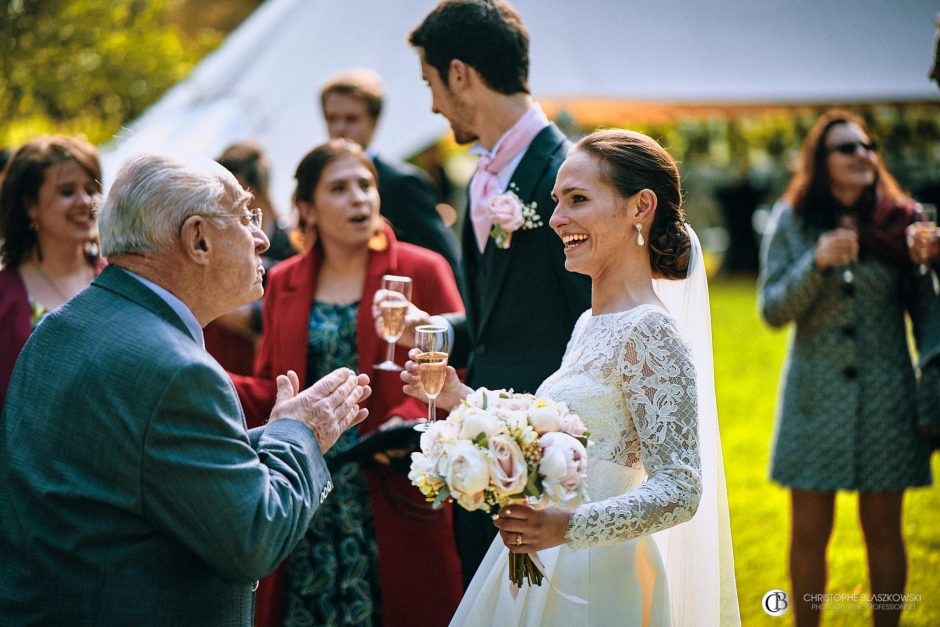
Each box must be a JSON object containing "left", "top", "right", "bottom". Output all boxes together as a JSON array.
[{"left": 635, "top": 223, "right": 645, "bottom": 246}]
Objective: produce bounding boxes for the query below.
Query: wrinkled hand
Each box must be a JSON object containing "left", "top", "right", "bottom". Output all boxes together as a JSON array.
[
  {"left": 269, "top": 368, "right": 371, "bottom": 453},
  {"left": 494, "top": 503, "right": 572, "bottom": 553},
  {"left": 906, "top": 222, "right": 940, "bottom": 266},
  {"left": 401, "top": 348, "right": 469, "bottom": 413},
  {"left": 372, "top": 289, "right": 432, "bottom": 347},
  {"left": 814, "top": 227, "right": 858, "bottom": 270}
]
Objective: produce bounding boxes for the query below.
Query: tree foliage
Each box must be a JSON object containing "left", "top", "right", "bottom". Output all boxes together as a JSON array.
[{"left": 0, "top": 0, "right": 258, "bottom": 147}]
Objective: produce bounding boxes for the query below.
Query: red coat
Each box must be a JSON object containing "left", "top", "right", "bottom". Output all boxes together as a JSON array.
[
  {"left": 0, "top": 268, "right": 32, "bottom": 416},
  {"left": 233, "top": 226, "right": 465, "bottom": 627}
]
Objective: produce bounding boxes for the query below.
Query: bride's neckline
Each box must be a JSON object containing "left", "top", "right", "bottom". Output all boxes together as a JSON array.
[{"left": 588, "top": 302, "right": 669, "bottom": 319}]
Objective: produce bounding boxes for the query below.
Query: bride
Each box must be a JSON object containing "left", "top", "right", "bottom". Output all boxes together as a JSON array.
[{"left": 402, "top": 129, "right": 739, "bottom": 626}]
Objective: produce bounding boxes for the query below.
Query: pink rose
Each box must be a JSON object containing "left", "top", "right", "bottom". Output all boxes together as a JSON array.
[
  {"left": 444, "top": 440, "right": 491, "bottom": 511},
  {"left": 539, "top": 432, "right": 587, "bottom": 502},
  {"left": 488, "top": 434, "right": 528, "bottom": 497},
  {"left": 488, "top": 193, "right": 525, "bottom": 232},
  {"left": 560, "top": 413, "right": 587, "bottom": 438}
]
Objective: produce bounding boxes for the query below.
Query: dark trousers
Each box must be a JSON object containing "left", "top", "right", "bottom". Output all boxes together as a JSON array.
[{"left": 453, "top": 507, "right": 499, "bottom": 589}]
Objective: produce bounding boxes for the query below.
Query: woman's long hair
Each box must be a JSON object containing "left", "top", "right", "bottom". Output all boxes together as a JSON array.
[{"left": 783, "top": 110, "right": 913, "bottom": 267}]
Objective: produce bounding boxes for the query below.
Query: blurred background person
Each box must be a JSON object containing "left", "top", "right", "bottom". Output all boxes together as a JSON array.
[
  {"left": 759, "top": 110, "right": 932, "bottom": 627},
  {"left": 319, "top": 68, "right": 461, "bottom": 283},
  {"left": 234, "top": 139, "right": 463, "bottom": 627},
  {"left": 0, "top": 135, "right": 102, "bottom": 414},
  {"left": 204, "top": 141, "right": 298, "bottom": 375}
]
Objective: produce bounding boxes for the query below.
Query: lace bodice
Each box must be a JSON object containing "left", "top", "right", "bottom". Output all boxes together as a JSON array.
[{"left": 539, "top": 305, "right": 702, "bottom": 550}]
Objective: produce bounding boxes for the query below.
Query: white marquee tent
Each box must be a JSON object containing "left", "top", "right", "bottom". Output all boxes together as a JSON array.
[{"left": 101, "top": 0, "right": 940, "bottom": 210}]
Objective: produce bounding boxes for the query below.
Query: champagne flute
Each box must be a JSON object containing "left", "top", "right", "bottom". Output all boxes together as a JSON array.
[
  {"left": 913, "top": 203, "right": 938, "bottom": 275},
  {"left": 375, "top": 275, "right": 413, "bottom": 371},
  {"left": 413, "top": 325, "right": 449, "bottom": 433}
]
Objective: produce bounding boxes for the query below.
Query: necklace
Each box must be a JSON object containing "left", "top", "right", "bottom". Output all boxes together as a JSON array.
[{"left": 33, "top": 262, "right": 89, "bottom": 303}]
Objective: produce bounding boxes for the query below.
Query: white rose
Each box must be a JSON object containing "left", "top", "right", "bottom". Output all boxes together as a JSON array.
[
  {"left": 539, "top": 432, "right": 588, "bottom": 502},
  {"left": 459, "top": 407, "right": 503, "bottom": 441},
  {"left": 488, "top": 434, "right": 528, "bottom": 497},
  {"left": 420, "top": 418, "right": 458, "bottom": 466},
  {"left": 465, "top": 387, "right": 506, "bottom": 409},
  {"left": 530, "top": 406, "right": 561, "bottom": 434},
  {"left": 444, "top": 440, "right": 491, "bottom": 511},
  {"left": 489, "top": 193, "right": 525, "bottom": 232},
  {"left": 499, "top": 409, "right": 529, "bottom": 433},
  {"left": 409, "top": 452, "right": 446, "bottom": 495}
]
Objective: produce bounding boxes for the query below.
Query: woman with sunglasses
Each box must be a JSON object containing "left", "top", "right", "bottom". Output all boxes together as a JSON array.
[{"left": 759, "top": 110, "right": 931, "bottom": 627}]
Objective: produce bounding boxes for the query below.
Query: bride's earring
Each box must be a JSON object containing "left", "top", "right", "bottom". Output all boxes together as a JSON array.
[{"left": 635, "top": 223, "right": 645, "bottom": 246}]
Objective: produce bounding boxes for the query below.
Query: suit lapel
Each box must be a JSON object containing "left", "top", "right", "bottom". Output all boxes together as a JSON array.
[
  {"left": 356, "top": 230, "right": 396, "bottom": 404},
  {"left": 279, "top": 250, "right": 321, "bottom": 386},
  {"left": 476, "top": 124, "right": 565, "bottom": 333}
]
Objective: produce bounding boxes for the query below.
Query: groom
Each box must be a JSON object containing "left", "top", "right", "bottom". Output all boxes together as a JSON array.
[{"left": 409, "top": 0, "right": 591, "bottom": 586}]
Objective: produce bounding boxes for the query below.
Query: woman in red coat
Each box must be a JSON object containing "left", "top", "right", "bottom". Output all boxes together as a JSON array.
[
  {"left": 234, "top": 139, "right": 464, "bottom": 627},
  {"left": 0, "top": 136, "right": 103, "bottom": 416}
]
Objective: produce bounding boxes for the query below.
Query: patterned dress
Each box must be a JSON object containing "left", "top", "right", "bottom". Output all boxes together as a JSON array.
[
  {"left": 283, "top": 301, "right": 382, "bottom": 626},
  {"left": 759, "top": 202, "right": 932, "bottom": 491}
]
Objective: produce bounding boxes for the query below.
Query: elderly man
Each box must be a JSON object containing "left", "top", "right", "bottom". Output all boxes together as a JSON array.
[{"left": 0, "top": 154, "right": 370, "bottom": 625}]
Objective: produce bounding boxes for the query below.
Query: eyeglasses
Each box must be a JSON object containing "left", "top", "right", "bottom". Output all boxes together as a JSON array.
[
  {"left": 828, "top": 140, "right": 878, "bottom": 156},
  {"left": 179, "top": 208, "right": 263, "bottom": 233}
]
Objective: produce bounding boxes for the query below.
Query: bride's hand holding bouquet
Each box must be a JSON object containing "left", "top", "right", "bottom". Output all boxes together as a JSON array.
[{"left": 401, "top": 367, "right": 589, "bottom": 588}]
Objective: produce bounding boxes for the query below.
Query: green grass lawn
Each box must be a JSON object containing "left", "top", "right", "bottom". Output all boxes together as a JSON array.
[{"left": 711, "top": 277, "right": 940, "bottom": 626}]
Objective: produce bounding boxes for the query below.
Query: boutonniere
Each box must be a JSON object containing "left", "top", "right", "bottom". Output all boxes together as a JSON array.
[{"left": 488, "top": 183, "right": 543, "bottom": 249}]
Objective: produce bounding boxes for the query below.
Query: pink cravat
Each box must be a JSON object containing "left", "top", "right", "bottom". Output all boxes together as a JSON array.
[{"left": 469, "top": 107, "right": 548, "bottom": 252}]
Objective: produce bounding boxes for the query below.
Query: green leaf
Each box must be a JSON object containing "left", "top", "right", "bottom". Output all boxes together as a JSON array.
[{"left": 431, "top": 486, "right": 450, "bottom": 509}]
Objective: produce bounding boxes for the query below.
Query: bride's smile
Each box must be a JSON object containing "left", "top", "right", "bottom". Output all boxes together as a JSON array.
[{"left": 550, "top": 151, "right": 636, "bottom": 278}]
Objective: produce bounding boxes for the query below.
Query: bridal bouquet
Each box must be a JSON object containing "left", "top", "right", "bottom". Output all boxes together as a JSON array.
[{"left": 409, "top": 388, "right": 588, "bottom": 587}]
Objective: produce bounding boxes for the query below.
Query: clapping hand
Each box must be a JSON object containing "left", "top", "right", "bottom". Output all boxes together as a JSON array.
[
  {"left": 401, "top": 348, "right": 469, "bottom": 413},
  {"left": 270, "top": 368, "right": 371, "bottom": 453},
  {"left": 372, "top": 289, "right": 431, "bottom": 347}
]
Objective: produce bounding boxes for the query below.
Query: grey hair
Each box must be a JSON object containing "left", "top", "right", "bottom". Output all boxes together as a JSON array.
[{"left": 98, "top": 154, "right": 251, "bottom": 256}]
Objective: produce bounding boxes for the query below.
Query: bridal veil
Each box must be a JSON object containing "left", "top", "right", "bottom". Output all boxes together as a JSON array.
[{"left": 652, "top": 225, "right": 741, "bottom": 626}]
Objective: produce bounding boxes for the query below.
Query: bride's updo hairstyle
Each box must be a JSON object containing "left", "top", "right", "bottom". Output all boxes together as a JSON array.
[{"left": 575, "top": 129, "right": 691, "bottom": 279}]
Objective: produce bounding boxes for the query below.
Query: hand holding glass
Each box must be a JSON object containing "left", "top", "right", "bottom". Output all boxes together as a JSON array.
[
  {"left": 913, "top": 203, "right": 938, "bottom": 275},
  {"left": 375, "top": 275, "right": 413, "bottom": 371},
  {"left": 413, "top": 325, "right": 449, "bottom": 432}
]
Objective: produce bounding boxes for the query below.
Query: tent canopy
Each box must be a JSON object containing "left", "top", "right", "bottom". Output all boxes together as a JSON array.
[{"left": 101, "top": 0, "right": 939, "bottom": 210}]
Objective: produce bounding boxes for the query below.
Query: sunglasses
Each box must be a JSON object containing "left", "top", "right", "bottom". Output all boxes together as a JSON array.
[{"left": 828, "top": 140, "right": 878, "bottom": 156}]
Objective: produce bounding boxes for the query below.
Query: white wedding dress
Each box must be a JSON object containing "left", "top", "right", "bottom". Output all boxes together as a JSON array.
[{"left": 451, "top": 305, "right": 700, "bottom": 626}]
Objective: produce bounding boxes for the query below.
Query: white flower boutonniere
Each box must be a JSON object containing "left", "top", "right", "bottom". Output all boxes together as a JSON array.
[{"left": 487, "top": 183, "right": 543, "bottom": 249}]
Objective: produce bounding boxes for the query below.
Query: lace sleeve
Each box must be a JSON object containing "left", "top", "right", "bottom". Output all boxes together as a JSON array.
[{"left": 566, "top": 312, "right": 702, "bottom": 550}]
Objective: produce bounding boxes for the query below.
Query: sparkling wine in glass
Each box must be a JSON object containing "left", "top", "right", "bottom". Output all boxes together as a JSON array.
[
  {"left": 375, "top": 275, "right": 413, "bottom": 371},
  {"left": 914, "top": 203, "right": 938, "bottom": 275},
  {"left": 413, "top": 325, "right": 449, "bottom": 432}
]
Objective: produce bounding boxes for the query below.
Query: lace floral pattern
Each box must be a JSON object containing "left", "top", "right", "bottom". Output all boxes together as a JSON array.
[{"left": 539, "top": 305, "right": 702, "bottom": 550}]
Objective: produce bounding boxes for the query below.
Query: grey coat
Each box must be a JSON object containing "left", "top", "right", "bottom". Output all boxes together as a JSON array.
[
  {"left": 758, "top": 202, "right": 931, "bottom": 491},
  {"left": 0, "top": 266, "right": 333, "bottom": 626}
]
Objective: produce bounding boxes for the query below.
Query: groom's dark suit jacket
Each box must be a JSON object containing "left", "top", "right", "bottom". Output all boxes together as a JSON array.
[
  {"left": 373, "top": 154, "right": 461, "bottom": 284},
  {"left": 448, "top": 123, "right": 592, "bottom": 587},
  {"left": 0, "top": 266, "right": 332, "bottom": 626},
  {"left": 450, "top": 123, "right": 591, "bottom": 394}
]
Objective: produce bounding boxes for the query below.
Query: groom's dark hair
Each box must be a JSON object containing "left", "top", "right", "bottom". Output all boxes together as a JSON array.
[{"left": 409, "top": 0, "right": 530, "bottom": 95}]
